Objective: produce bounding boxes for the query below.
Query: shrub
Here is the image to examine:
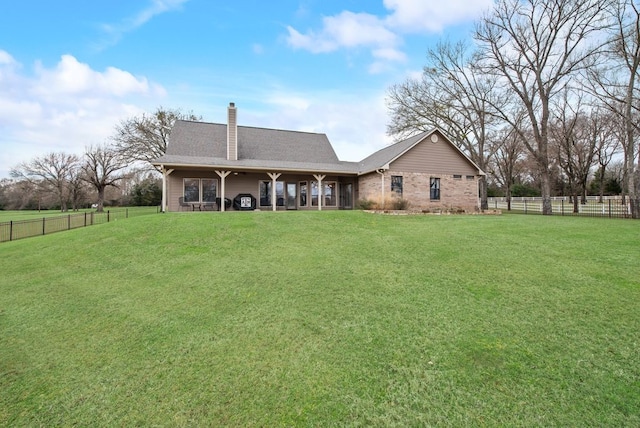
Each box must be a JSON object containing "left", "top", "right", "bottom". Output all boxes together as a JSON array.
[
  {"left": 391, "top": 198, "right": 410, "bottom": 210},
  {"left": 357, "top": 198, "right": 375, "bottom": 210}
]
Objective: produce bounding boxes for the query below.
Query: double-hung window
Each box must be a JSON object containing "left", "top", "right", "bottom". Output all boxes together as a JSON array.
[
  {"left": 202, "top": 179, "right": 216, "bottom": 203},
  {"left": 391, "top": 175, "right": 403, "bottom": 197},
  {"left": 430, "top": 177, "right": 440, "bottom": 200},
  {"left": 299, "top": 181, "right": 308, "bottom": 206},
  {"left": 184, "top": 178, "right": 200, "bottom": 202},
  {"left": 324, "top": 182, "right": 337, "bottom": 206},
  {"left": 184, "top": 178, "right": 217, "bottom": 203}
]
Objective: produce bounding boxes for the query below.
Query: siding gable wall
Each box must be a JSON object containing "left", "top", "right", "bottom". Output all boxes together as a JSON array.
[{"left": 389, "top": 135, "right": 477, "bottom": 175}]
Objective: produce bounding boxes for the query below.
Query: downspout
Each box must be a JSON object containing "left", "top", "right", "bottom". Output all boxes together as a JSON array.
[
  {"left": 161, "top": 166, "right": 166, "bottom": 213},
  {"left": 477, "top": 175, "right": 482, "bottom": 211},
  {"left": 376, "top": 169, "right": 385, "bottom": 209}
]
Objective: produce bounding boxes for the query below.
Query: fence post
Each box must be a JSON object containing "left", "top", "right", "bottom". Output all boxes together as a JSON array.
[
  {"left": 126, "top": 208, "right": 129, "bottom": 219},
  {"left": 43, "top": 217, "right": 46, "bottom": 236},
  {"left": 609, "top": 200, "right": 612, "bottom": 219},
  {"left": 10, "top": 220, "right": 13, "bottom": 241},
  {"left": 524, "top": 200, "right": 527, "bottom": 214},
  {"left": 84, "top": 212, "right": 87, "bottom": 227},
  {"left": 561, "top": 200, "right": 564, "bottom": 216},
  {"left": 107, "top": 210, "right": 110, "bottom": 222},
  {"left": 68, "top": 214, "right": 71, "bottom": 230}
]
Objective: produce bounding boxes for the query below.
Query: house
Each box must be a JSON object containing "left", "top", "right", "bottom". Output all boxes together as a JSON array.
[{"left": 152, "top": 103, "right": 485, "bottom": 213}]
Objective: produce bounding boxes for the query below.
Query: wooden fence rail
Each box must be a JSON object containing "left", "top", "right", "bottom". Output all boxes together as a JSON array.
[{"left": 488, "top": 198, "right": 632, "bottom": 219}]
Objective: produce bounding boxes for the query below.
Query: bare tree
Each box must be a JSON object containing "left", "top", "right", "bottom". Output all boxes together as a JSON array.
[
  {"left": 68, "top": 166, "right": 88, "bottom": 211},
  {"left": 387, "top": 40, "right": 503, "bottom": 210},
  {"left": 111, "top": 107, "right": 201, "bottom": 173},
  {"left": 489, "top": 125, "right": 528, "bottom": 210},
  {"left": 474, "top": 0, "right": 610, "bottom": 214},
  {"left": 10, "top": 152, "right": 80, "bottom": 212},
  {"left": 586, "top": 108, "right": 620, "bottom": 202},
  {"left": 82, "top": 144, "right": 128, "bottom": 212},
  {"left": 587, "top": 0, "right": 640, "bottom": 217},
  {"left": 548, "top": 89, "right": 603, "bottom": 211}
]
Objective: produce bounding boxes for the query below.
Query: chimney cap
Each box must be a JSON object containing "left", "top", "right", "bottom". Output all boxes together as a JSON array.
[{"left": 229, "top": 102, "right": 235, "bottom": 108}]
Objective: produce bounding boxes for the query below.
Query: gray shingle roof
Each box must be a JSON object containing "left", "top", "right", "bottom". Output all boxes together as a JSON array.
[
  {"left": 164, "top": 120, "right": 340, "bottom": 162},
  {"left": 153, "top": 120, "right": 483, "bottom": 175}
]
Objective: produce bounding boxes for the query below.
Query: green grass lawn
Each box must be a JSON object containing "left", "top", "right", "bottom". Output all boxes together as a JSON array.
[{"left": 1, "top": 211, "right": 638, "bottom": 426}]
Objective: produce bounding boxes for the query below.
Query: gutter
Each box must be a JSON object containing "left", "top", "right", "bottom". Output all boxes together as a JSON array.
[{"left": 151, "top": 161, "right": 358, "bottom": 176}]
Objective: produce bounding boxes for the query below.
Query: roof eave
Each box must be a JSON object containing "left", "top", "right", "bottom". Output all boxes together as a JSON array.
[{"left": 152, "top": 160, "right": 358, "bottom": 175}]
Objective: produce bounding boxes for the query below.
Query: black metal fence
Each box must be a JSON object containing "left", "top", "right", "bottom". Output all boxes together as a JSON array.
[
  {"left": 488, "top": 197, "right": 632, "bottom": 219},
  {"left": 0, "top": 207, "right": 160, "bottom": 243}
]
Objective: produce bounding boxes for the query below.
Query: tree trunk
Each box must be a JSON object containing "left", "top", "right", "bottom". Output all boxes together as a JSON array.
[
  {"left": 598, "top": 167, "right": 605, "bottom": 203},
  {"left": 97, "top": 187, "right": 105, "bottom": 213},
  {"left": 479, "top": 177, "right": 488, "bottom": 210},
  {"left": 540, "top": 168, "right": 553, "bottom": 215},
  {"left": 630, "top": 168, "right": 640, "bottom": 219}
]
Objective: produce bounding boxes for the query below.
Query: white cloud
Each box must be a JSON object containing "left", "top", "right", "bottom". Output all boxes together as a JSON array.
[
  {"left": 287, "top": 11, "right": 400, "bottom": 54},
  {"left": 0, "top": 52, "right": 166, "bottom": 178},
  {"left": 0, "top": 50, "right": 17, "bottom": 66},
  {"left": 286, "top": 0, "right": 493, "bottom": 72},
  {"left": 32, "top": 55, "right": 157, "bottom": 99},
  {"left": 383, "top": 0, "right": 494, "bottom": 33},
  {"left": 96, "top": 0, "right": 190, "bottom": 50},
  {"left": 241, "top": 90, "right": 393, "bottom": 162}
]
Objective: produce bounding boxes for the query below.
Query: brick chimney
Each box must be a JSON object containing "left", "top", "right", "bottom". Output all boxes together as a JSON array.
[{"left": 227, "top": 102, "right": 238, "bottom": 161}]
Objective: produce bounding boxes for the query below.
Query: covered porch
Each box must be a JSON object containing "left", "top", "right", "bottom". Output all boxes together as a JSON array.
[{"left": 160, "top": 166, "right": 357, "bottom": 213}]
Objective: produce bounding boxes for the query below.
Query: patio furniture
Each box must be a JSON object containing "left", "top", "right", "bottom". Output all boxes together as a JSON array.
[{"left": 179, "top": 196, "right": 195, "bottom": 211}]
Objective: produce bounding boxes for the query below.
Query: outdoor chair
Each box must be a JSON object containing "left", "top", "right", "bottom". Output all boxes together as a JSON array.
[{"left": 178, "top": 196, "right": 193, "bottom": 211}]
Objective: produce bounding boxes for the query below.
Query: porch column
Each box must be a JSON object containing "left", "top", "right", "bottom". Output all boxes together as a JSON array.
[
  {"left": 161, "top": 167, "right": 174, "bottom": 213},
  {"left": 313, "top": 174, "right": 326, "bottom": 211},
  {"left": 216, "top": 170, "right": 231, "bottom": 212},
  {"left": 267, "top": 172, "right": 281, "bottom": 211}
]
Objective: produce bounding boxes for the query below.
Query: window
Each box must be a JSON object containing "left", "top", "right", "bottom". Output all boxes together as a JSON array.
[
  {"left": 311, "top": 181, "right": 319, "bottom": 206},
  {"left": 276, "top": 181, "right": 284, "bottom": 206},
  {"left": 453, "top": 174, "right": 462, "bottom": 180},
  {"left": 202, "top": 179, "right": 217, "bottom": 203},
  {"left": 184, "top": 178, "right": 217, "bottom": 203},
  {"left": 259, "top": 181, "right": 271, "bottom": 206},
  {"left": 259, "top": 180, "right": 284, "bottom": 206},
  {"left": 466, "top": 175, "right": 475, "bottom": 180},
  {"left": 430, "top": 177, "right": 440, "bottom": 200},
  {"left": 391, "top": 175, "right": 403, "bottom": 196},
  {"left": 183, "top": 178, "right": 200, "bottom": 202},
  {"left": 310, "top": 181, "right": 337, "bottom": 206},
  {"left": 299, "top": 181, "right": 308, "bottom": 206},
  {"left": 324, "top": 182, "right": 337, "bottom": 206}
]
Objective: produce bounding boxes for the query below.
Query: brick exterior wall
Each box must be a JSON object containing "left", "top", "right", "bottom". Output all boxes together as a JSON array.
[{"left": 358, "top": 171, "right": 479, "bottom": 212}]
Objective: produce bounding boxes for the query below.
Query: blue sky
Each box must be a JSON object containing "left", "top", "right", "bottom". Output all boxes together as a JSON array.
[{"left": 0, "top": 0, "right": 493, "bottom": 178}]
